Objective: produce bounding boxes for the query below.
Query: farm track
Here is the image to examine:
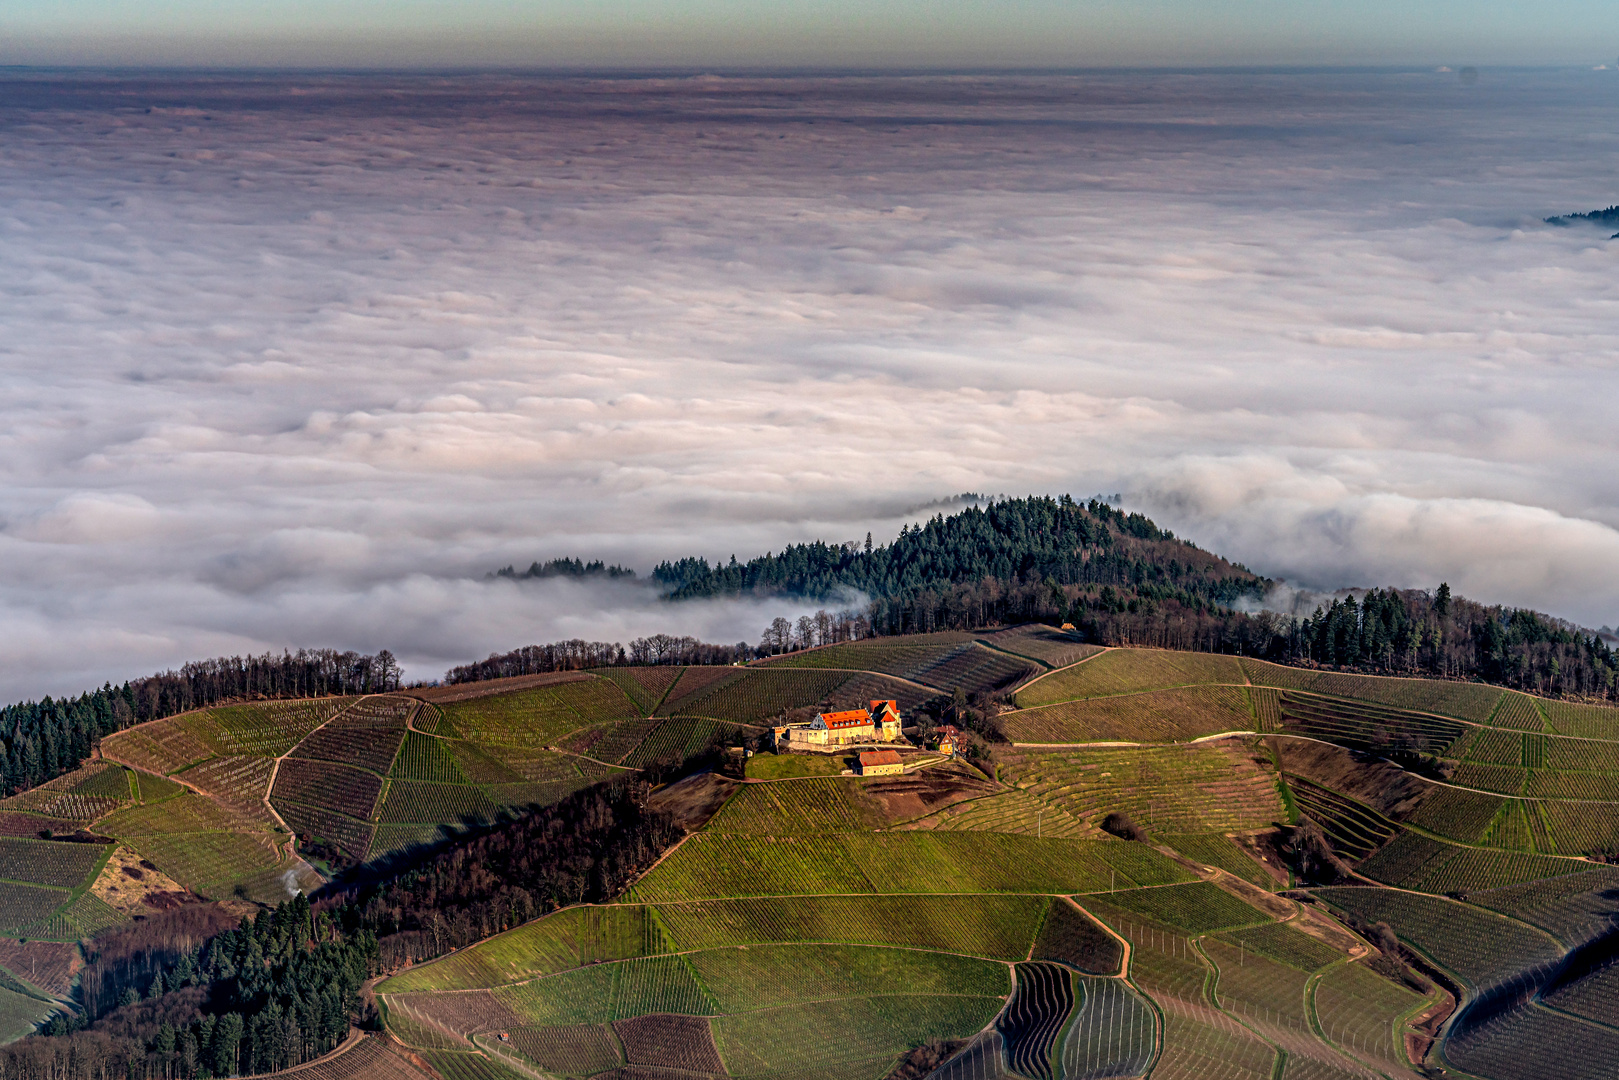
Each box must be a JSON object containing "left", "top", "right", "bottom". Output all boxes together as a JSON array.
[{"left": 242, "top": 1027, "right": 367, "bottom": 1077}]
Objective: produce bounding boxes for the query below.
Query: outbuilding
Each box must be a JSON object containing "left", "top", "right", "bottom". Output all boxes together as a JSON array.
[{"left": 857, "top": 749, "right": 904, "bottom": 776}]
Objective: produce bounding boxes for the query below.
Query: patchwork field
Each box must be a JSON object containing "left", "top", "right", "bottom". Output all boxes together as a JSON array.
[
  {"left": 12, "top": 639, "right": 1609, "bottom": 1074},
  {"left": 64, "top": 677, "right": 763, "bottom": 907},
  {"left": 378, "top": 646, "right": 1470, "bottom": 1079},
  {"left": 1002, "top": 684, "right": 1265, "bottom": 743}
]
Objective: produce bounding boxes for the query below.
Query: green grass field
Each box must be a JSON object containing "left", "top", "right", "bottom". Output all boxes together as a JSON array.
[{"left": 743, "top": 753, "right": 849, "bottom": 779}]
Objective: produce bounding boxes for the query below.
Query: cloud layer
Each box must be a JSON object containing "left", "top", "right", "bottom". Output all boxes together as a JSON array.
[{"left": 2, "top": 69, "right": 1617, "bottom": 699}]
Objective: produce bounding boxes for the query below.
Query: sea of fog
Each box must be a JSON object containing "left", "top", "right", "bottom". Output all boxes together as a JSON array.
[{"left": 1, "top": 68, "right": 1617, "bottom": 698}]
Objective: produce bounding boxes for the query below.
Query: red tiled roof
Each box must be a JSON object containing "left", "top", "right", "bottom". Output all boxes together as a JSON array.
[
  {"left": 819, "top": 709, "right": 871, "bottom": 730},
  {"left": 870, "top": 699, "right": 899, "bottom": 715},
  {"left": 859, "top": 750, "right": 902, "bottom": 767}
]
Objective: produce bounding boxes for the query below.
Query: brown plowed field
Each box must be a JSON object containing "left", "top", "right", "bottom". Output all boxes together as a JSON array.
[
  {"left": 391, "top": 990, "right": 524, "bottom": 1039},
  {"left": 612, "top": 1013, "right": 726, "bottom": 1073},
  {"left": 0, "top": 939, "right": 79, "bottom": 997},
  {"left": 272, "top": 759, "right": 384, "bottom": 820},
  {"left": 861, "top": 764, "right": 999, "bottom": 823}
]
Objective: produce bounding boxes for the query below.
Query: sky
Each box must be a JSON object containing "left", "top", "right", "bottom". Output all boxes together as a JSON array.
[
  {"left": 0, "top": 1, "right": 1616, "bottom": 68},
  {"left": 2, "top": 68, "right": 1618, "bottom": 699}
]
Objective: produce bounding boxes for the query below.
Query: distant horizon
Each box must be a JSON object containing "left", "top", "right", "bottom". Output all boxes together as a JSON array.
[
  {"left": 2, "top": 0, "right": 1615, "bottom": 70},
  {"left": 1, "top": 68, "right": 1617, "bottom": 701}
]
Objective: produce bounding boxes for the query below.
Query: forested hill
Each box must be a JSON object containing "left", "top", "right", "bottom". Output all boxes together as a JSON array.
[{"left": 651, "top": 496, "right": 1267, "bottom": 609}]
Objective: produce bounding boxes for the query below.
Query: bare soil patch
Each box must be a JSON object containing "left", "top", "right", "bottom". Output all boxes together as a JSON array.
[
  {"left": 1271, "top": 737, "right": 1433, "bottom": 819},
  {"left": 856, "top": 761, "right": 999, "bottom": 825},
  {"left": 392, "top": 990, "right": 523, "bottom": 1041},
  {"left": 93, "top": 844, "right": 197, "bottom": 917},
  {"left": 647, "top": 772, "right": 738, "bottom": 832}
]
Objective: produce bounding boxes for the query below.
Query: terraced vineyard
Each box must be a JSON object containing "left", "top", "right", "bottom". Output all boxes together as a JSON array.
[
  {"left": 379, "top": 645, "right": 1462, "bottom": 1080},
  {"left": 15, "top": 639, "right": 1613, "bottom": 1077},
  {"left": 980, "top": 625, "right": 1105, "bottom": 669},
  {"left": 661, "top": 668, "right": 860, "bottom": 722},
  {"left": 994, "top": 741, "right": 1285, "bottom": 835},
  {"left": 1312, "top": 888, "right": 1563, "bottom": 991},
  {"left": 1277, "top": 692, "right": 1469, "bottom": 756},
  {"left": 48, "top": 674, "right": 771, "bottom": 906},
  {"left": 1017, "top": 648, "right": 1245, "bottom": 706},
  {"left": 1003, "top": 684, "right": 1264, "bottom": 744}
]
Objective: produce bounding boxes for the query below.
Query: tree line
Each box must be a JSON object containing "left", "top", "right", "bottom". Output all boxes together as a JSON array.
[
  {"left": 0, "top": 648, "right": 400, "bottom": 799},
  {"left": 444, "top": 634, "right": 756, "bottom": 684},
  {"left": 0, "top": 895, "right": 375, "bottom": 1079},
  {"left": 331, "top": 780, "right": 682, "bottom": 970},
  {"left": 0, "top": 782, "right": 684, "bottom": 1078}
]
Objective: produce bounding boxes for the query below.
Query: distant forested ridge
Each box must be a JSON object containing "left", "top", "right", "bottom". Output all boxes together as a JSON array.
[
  {"left": 653, "top": 495, "right": 1267, "bottom": 611},
  {"left": 0, "top": 648, "right": 400, "bottom": 798},
  {"left": 474, "top": 494, "right": 1616, "bottom": 701},
  {"left": 490, "top": 556, "right": 637, "bottom": 581},
  {"left": 1546, "top": 205, "right": 1619, "bottom": 238},
  {"left": 443, "top": 634, "right": 753, "bottom": 683}
]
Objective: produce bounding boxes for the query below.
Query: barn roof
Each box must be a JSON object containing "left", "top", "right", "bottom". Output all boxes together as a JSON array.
[{"left": 860, "top": 750, "right": 902, "bottom": 767}]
